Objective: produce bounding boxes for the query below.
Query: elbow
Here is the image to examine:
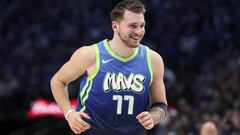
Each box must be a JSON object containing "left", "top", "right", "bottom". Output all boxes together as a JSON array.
[
  {"left": 50, "top": 74, "right": 67, "bottom": 89},
  {"left": 50, "top": 75, "right": 60, "bottom": 89},
  {"left": 50, "top": 75, "right": 56, "bottom": 89}
]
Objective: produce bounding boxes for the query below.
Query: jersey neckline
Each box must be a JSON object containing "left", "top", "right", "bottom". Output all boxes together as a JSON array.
[{"left": 103, "top": 39, "right": 139, "bottom": 62}]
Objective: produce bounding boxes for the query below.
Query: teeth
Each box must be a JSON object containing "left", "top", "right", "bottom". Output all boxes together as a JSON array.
[{"left": 130, "top": 36, "right": 139, "bottom": 40}]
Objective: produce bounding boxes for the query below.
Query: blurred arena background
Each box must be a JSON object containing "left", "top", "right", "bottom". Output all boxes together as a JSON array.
[{"left": 0, "top": 0, "right": 239, "bottom": 134}]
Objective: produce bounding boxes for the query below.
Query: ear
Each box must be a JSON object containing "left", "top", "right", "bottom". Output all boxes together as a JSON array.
[{"left": 112, "top": 21, "right": 119, "bottom": 32}]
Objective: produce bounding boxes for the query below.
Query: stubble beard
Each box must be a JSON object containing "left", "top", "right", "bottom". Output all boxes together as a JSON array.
[{"left": 117, "top": 31, "right": 141, "bottom": 48}]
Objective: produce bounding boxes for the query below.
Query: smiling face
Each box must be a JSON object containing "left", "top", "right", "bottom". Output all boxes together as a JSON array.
[{"left": 112, "top": 10, "right": 145, "bottom": 48}]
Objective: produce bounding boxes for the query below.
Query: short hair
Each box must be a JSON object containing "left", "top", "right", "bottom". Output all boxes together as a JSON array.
[{"left": 111, "top": 0, "right": 146, "bottom": 22}]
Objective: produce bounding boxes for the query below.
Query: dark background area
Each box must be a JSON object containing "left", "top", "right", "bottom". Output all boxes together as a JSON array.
[{"left": 0, "top": 0, "right": 239, "bottom": 134}]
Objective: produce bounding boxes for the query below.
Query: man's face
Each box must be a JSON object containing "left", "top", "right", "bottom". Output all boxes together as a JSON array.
[{"left": 114, "top": 10, "right": 145, "bottom": 48}]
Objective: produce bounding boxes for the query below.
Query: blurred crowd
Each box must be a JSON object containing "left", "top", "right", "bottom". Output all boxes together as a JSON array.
[{"left": 0, "top": 0, "right": 239, "bottom": 134}]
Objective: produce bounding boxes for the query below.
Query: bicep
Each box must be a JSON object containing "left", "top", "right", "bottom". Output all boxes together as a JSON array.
[
  {"left": 149, "top": 51, "right": 167, "bottom": 105},
  {"left": 54, "top": 61, "right": 83, "bottom": 85}
]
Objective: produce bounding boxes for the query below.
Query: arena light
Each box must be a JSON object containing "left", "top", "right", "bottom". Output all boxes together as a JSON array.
[{"left": 27, "top": 98, "right": 77, "bottom": 119}]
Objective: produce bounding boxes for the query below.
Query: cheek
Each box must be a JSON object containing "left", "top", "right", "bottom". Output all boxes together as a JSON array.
[
  {"left": 123, "top": 30, "right": 133, "bottom": 37},
  {"left": 140, "top": 28, "right": 145, "bottom": 34},
  {"left": 128, "top": 30, "right": 136, "bottom": 35}
]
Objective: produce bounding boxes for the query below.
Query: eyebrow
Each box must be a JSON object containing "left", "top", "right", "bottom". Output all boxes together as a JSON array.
[{"left": 129, "top": 22, "right": 146, "bottom": 25}]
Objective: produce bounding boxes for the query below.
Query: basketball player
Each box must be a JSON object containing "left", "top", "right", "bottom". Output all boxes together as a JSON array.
[{"left": 50, "top": 0, "right": 168, "bottom": 135}]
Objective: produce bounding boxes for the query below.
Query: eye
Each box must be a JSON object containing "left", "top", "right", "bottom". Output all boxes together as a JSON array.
[
  {"left": 140, "top": 24, "right": 145, "bottom": 28},
  {"left": 129, "top": 24, "right": 137, "bottom": 29}
]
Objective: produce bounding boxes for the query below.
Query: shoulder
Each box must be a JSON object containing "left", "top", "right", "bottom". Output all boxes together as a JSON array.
[
  {"left": 70, "top": 45, "right": 96, "bottom": 67},
  {"left": 147, "top": 48, "right": 164, "bottom": 75},
  {"left": 147, "top": 48, "right": 164, "bottom": 66},
  {"left": 73, "top": 45, "right": 95, "bottom": 58},
  {"left": 72, "top": 45, "right": 96, "bottom": 59},
  {"left": 142, "top": 45, "right": 163, "bottom": 63}
]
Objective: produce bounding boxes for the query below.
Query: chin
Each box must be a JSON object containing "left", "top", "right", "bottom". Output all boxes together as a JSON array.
[
  {"left": 124, "top": 39, "right": 141, "bottom": 48},
  {"left": 127, "top": 43, "right": 139, "bottom": 48}
]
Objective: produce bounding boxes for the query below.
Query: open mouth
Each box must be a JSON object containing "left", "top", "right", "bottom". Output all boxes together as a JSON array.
[{"left": 130, "top": 35, "right": 140, "bottom": 40}]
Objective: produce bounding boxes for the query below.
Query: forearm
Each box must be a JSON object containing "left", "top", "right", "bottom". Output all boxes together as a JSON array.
[
  {"left": 50, "top": 77, "right": 72, "bottom": 115},
  {"left": 149, "top": 107, "right": 166, "bottom": 125}
]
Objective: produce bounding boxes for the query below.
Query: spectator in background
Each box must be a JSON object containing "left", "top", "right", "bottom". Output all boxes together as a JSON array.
[{"left": 200, "top": 121, "right": 218, "bottom": 135}]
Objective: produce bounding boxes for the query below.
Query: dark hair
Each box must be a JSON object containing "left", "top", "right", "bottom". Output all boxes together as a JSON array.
[{"left": 111, "top": 0, "right": 146, "bottom": 22}]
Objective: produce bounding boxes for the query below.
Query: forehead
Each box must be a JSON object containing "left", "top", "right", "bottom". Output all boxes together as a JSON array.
[{"left": 122, "top": 10, "right": 145, "bottom": 24}]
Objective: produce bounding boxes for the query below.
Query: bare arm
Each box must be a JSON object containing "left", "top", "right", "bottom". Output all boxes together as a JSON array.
[
  {"left": 149, "top": 49, "right": 167, "bottom": 124},
  {"left": 136, "top": 49, "right": 167, "bottom": 130},
  {"left": 50, "top": 45, "right": 95, "bottom": 134}
]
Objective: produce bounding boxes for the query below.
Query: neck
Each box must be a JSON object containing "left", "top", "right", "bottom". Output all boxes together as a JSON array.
[{"left": 108, "top": 37, "right": 135, "bottom": 58}]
